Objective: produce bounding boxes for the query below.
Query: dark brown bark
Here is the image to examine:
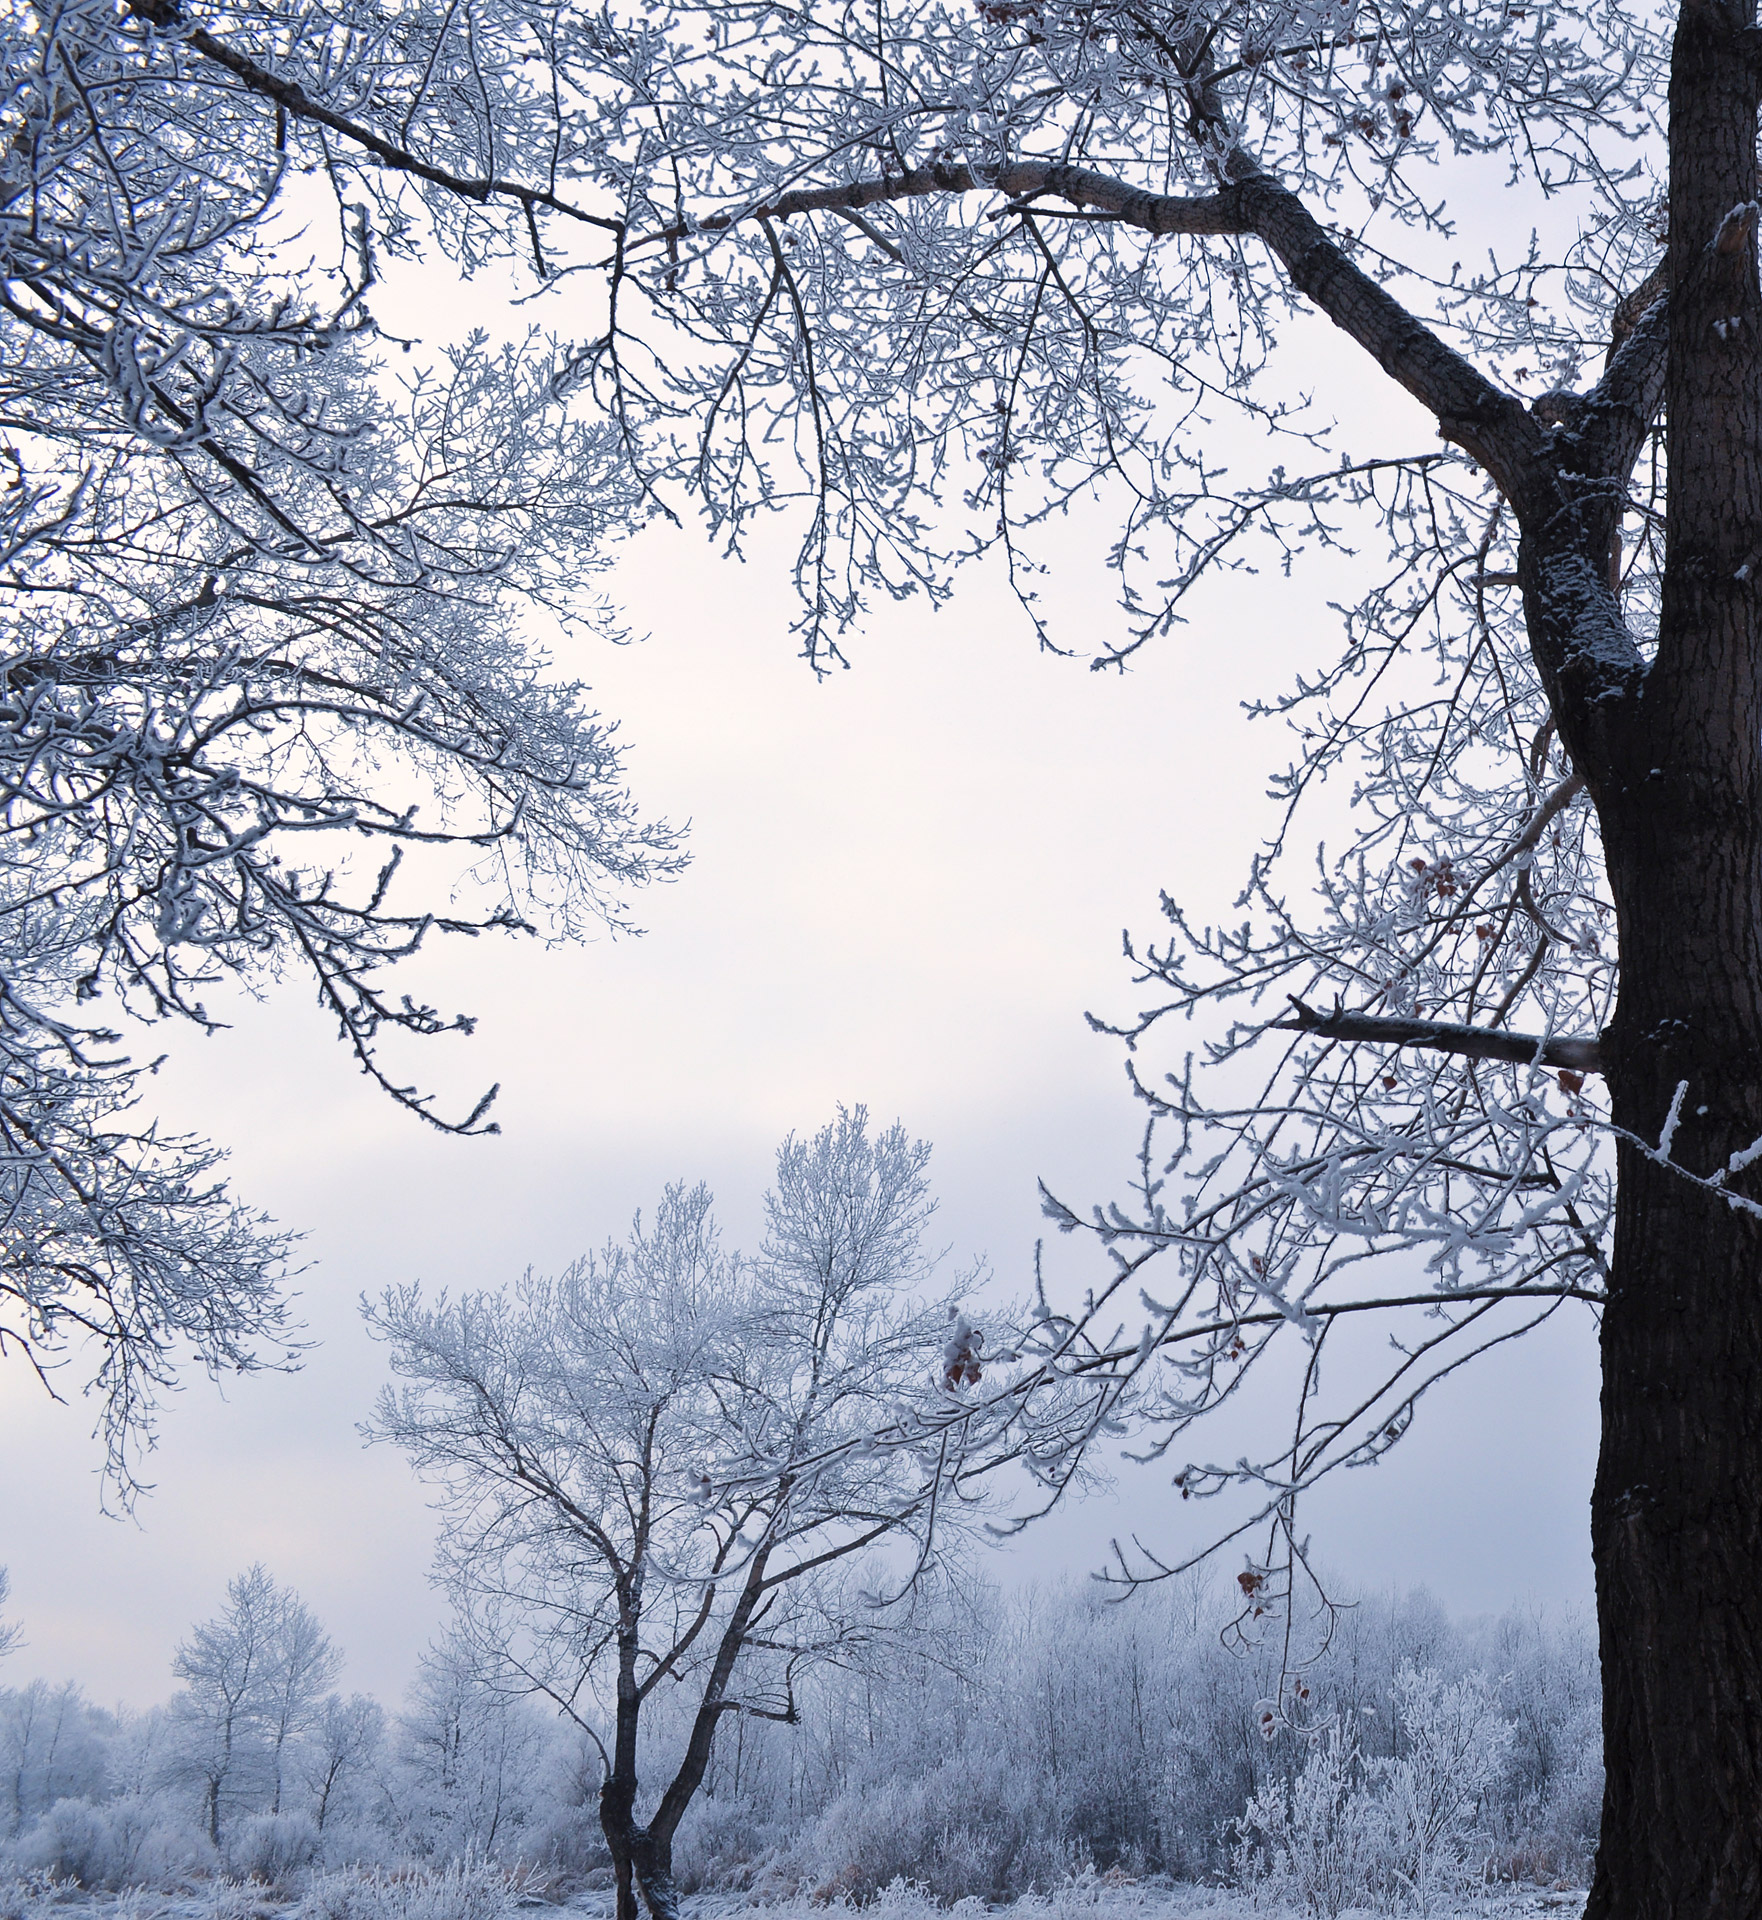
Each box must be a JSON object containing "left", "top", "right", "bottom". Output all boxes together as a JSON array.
[
  {"left": 1578, "top": 6, "right": 1762, "bottom": 1915},
  {"left": 600, "top": 1770, "right": 682, "bottom": 1920},
  {"left": 597, "top": 1547, "right": 778, "bottom": 1920},
  {"left": 1272, "top": 998, "right": 1603, "bottom": 1073}
]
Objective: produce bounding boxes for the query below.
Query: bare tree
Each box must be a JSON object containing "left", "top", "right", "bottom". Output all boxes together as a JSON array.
[
  {"left": 392, "top": 1631, "right": 550, "bottom": 1861},
  {"left": 258, "top": 1591, "right": 344, "bottom": 1818},
  {"left": 1, "top": 0, "right": 683, "bottom": 1496},
  {"left": 0, "top": 1680, "right": 106, "bottom": 1841},
  {"left": 304, "top": 1693, "right": 385, "bottom": 1837},
  {"left": 167, "top": 1565, "right": 340, "bottom": 1845},
  {"left": 366, "top": 1109, "right": 986, "bottom": 1920},
  {"left": 169, "top": 1567, "right": 280, "bottom": 1847}
]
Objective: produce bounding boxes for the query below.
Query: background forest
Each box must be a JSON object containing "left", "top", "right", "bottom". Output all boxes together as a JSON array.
[{"left": 0, "top": 1570, "right": 1597, "bottom": 1910}]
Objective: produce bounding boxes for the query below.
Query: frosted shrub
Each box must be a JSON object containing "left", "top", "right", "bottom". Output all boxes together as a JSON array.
[
  {"left": 1379, "top": 1667, "right": 1513, "bottom": 1913},
  {"left": 804, "top": 1752, "right": 1075, "bottom": 1902},
  {"left": 18, "top": 1796, "right": 213, "bottom": 1890},
  {"left": 670, "top": 1793, "right": 781, "bottom": 1892},
  {"left": 317, "top": 1823, "right": 397, "bottom": 1875},
  {"left": 18, "top": 1798, "right": 113, "bottom": 1888},
  {"left": 1238, "top": 1667, "right": 1515, "bottom": 1917},
  {"left": 1533, "top": 1742, "right": 1602, "bottom": 1887},
  {"left": 304, "top": 1859, "right": 533, "bottom": 1920},
  {"left": 223, "top": 1812, "right": 321, "bottom": 1885},
  {"left": 1237, "top": 1727, "right": 1391, "bottom": 1920},
  {"left": 0, "top": 1869, "right": 59, "bottom": 1920},
  {"left": 1014, "top": 1869, "right": 1175, "bottom": 1920},
  {"left": 1492, "top": 1737, "right": 1602, "bottom": 1890}
]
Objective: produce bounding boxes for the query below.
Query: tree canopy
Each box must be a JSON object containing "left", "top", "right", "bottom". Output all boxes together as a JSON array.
[
  {"left": 1, "top": 0, "right": 683, "bottom": 1491},
  {"left": 367, "top": 1109, "right": 989, "bottom": 1920}
]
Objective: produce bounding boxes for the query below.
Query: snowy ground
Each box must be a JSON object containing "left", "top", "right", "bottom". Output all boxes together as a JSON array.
[
  {"left": 0, "top": 1877, "right": 1591, "bottom": 1920},
  {"left": 665, "top": 1887, "right": 1588, "bottom": 1920}
]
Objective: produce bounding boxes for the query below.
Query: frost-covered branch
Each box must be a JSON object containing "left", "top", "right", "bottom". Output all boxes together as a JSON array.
[{"left": 0, "top": 0, "right": 681, "bottom": 1495}]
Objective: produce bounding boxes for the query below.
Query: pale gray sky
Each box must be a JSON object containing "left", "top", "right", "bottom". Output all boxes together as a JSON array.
[{"left": 0, "top": 500, "right": 1599, "bottom": 1712}]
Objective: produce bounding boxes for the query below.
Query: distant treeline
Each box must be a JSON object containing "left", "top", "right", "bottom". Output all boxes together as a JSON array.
[{"left": 0, "top": 1571, "right": 1597, "bottom": 1903}]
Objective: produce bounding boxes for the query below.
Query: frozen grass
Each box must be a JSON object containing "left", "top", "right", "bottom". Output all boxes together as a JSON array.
[
  {"left": 0, "top": 1867, "right": 1588, "bottom": 1920},
  {"left": 592, "top": 1876, "right": 1586, "bottom": 1920}
]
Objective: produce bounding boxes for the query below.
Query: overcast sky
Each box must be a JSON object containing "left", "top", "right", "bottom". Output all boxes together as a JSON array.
[{"left": 0, "top": 261, "right": 1601, "bottom": 1714}]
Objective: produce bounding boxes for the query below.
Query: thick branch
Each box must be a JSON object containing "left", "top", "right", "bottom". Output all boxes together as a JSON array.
[
  {"left": 1230, "top": 174, "right": 1548, "bottom": 502},
  {"left": 1274, "top": 996, "right": 1602, "bottom": 1073},
  {"left": 664, "top": 160, "right": 1250, "bottom": 242},
  {"left": 1560, "top": 280, "right": 1670, "bottom": 490},
  {"left": 663, "top": 160, "right": 1550, "bottom": 503}
]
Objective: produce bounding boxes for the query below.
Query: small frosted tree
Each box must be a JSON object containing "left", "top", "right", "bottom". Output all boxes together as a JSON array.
[
  {"left": 367, "top": 1108, "right": 987, "bottom": 1920},
  {"left": 166, "top": 1567, "right": 341, "bottom": 1846},
  {"left": 1240, "top": 1666, "right": 1512, "bottom": 1919},
  {"left": 0, "top": 1680, "right": 107, "bottom": 1841},
  {"left": 305, "top": 1694, "right": 387, "bottom": 1838},
  {"left": 1378, "top": 1666, "right": 1514, "bottom": 1914},
  {"left": 391, "top": 1634, "right": 550, "bottom": 1861},
  {"left": 1239, "top": 1725, "right": 1386, "bottom": 1920}
]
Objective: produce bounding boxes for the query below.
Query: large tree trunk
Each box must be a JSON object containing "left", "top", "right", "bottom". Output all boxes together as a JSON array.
[
  {"left": 599, "top": 1777, "right": 683, "bottom": 1920},
  {"left": 600, "top": 1774, "right": 638, "bottom": 1920},
  {"left": 1584, "top": 7, "right": 1762, "bottom": 1915},
  {"left": 629, "top": 1830, "right": 683, "bottom": 1920},
  {"left": 1594, "top": 857, "right": 1762, "bottom": 1916}
]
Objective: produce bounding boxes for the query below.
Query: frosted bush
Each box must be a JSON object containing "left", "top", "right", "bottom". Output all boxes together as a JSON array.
[
  {"left": 803, "top": 1750, "right": 1078, "bottom": 1901},
  {"left": 1495, "top": 1739, "right": 1602, "bottom": 1890},
  {"left": 670, "top": 1793, "right": 781, "bottom": 1892},
  {"left": 1015, "top": 1868, "right": 1178, "bottom": 1920},
  {"left": 1237, "top": 1666, "right": 1515, "bottom": 1917},
  {"left": 17, "top": 1798, "right": 112, "bottom": 1889},
  {"left": 0, "top": 1868, "right": 59, "bottom": 1920},
  {"left": 1379, "top": 1667, "right": 1513, "bottom": 1914},
  {"left": 304, "top": 1858, "right": 536, "bottom": 1920},
  {"left": 18, "top": 1796, "right": 213, "bottom": 1891},
  {"left": 224, "top": 1812, "right": 322, "bottom": 1885},
  {"left": 1237, "top": 1728, "right": 1392, "bottom": 1920},
  {"left": 316, "top": 1822, "right": 397, "bottom": 1874}
]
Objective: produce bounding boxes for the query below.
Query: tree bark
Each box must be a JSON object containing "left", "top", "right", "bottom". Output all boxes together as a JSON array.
[
  {"left": 629, "top": 1831, "right": 682, "bottom": 1920},
  {"left": 1581, "top": 6, "right": 1762, "bottom": 1915},
  {"left": 599, "top": 1772, "right": 640, "bottom": 1920},
  {"left": 599, "top": 1777, "right": 684, "bottom": 1920}
]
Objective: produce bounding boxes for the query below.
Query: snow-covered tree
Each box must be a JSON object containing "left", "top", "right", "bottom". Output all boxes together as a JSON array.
[
  {"left": 209, "top": 2, "right": 1738, "bottom": 1909},
  {"left": 305, "top": 1694, "right": 387, "bottom": 1839},
  {"left": 1238, "top": 1664, "right": 1514, "bottom": 1919},
  {"left": 366, "top": 1108, "right": 988, "bottom": 1920},
  {"left": 165, "top": 1566, "right": 340, "bottom": 1845},
  {"left": 389, "top": 1635, "right": 551, "bottom": 1863},
  {"left": 0, "top": 1680, "right": 108, "bottom": 1840},
  {"left": 0, "top": 0, "right": 682, "bottom": 1496}
]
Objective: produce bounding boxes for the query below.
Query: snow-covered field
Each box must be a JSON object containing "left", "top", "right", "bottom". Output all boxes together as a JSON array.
[{"left": 0, "top": 1872, "right": 1590, "bottom": 1920}]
